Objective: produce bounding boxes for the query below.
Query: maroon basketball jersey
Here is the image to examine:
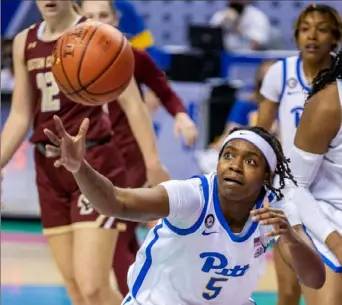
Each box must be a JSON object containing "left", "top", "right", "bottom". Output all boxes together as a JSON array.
[{"left": 25, "top": 17, "right": 113, "bottom": 143}]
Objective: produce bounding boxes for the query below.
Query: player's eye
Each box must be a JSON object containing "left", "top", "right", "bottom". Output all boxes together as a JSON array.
[
  {"left": 246, "top": 159, "right": 257, "bottom": 166},
  {"left": 318, "top": 27, "right": 329, "bottom": 33},
  {"left": 223, "top": 152, "right": 233, "bottom": 160}
]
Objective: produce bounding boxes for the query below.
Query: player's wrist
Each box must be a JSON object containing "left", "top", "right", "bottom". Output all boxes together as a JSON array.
[{"left": 281, "top": 227, "right": 302, "bottom": 246}]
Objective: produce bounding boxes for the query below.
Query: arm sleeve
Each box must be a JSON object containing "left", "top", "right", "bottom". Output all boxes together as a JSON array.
[
  {"left": 160, "top": 178, "right": 204, "bottom": 228},
  {"left": 283, "top": 146, "right": 336, "bottom": 243},
  {"left": 135, "top": 50, "right": 186, "bottom": 116},
  {"left": 259, "top": 60, "right": 285, "bottom": 103}
]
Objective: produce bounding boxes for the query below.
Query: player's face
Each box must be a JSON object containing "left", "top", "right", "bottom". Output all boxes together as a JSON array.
[
  {"left": 217, "top": 139, "right": 268, "bottom": 201},
  {"left": 82, "top": 1, "right": 118, "bottom": 27},
  {"left": 297, "top": 12, "right": 337, "bottom": 61},
  {"left": 36, "top": 0, "right": 73, "bottom": 18}
]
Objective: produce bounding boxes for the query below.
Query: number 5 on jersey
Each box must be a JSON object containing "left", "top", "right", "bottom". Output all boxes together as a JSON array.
[
  {"left": 36, "top": 72, "right": 61, "bottom": 112},
  {"left": 203, "top": 277, "right": 228, "bottom": 300}
]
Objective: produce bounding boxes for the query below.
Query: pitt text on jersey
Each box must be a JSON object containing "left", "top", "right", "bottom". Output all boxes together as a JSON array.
[{"left": 200, "top": 251, "right": 250, "bottom": 300}]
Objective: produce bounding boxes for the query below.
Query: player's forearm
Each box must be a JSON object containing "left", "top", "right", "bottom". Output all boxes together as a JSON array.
[
  {"left": 1, "top": 115, "right": 30, "bottom": 167},
  {"left": 257, "top": 101, "right": 278, "bottom": 131},
  {"left": 284, "top": 232, "right": 325, "bottom": 289},
  {"left": 124, "top": 101, "right": 161, "bottom": 167},
  {"left": 73, "top": 160, "right": 121, "bottom": 216},
  {"left": 73, "top": 160, "right": 165, "bottom": 221}
]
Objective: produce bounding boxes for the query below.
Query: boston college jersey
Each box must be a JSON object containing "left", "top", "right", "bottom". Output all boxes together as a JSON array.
[
  {"left": 24, "top": 17, "right": 113, "bottom": 143},
  {"left": 260, "top": 56, "right": 310, "bottom": 155},
  {"left": 123, "top": 173, "right": 299, "bottom": 305}
]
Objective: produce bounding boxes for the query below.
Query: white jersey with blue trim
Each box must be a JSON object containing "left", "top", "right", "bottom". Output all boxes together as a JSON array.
[
  {"left": 260, "top": 56, "right": 310, "bottom": 155},
  {"left": 123, "top": 173, "right": 290, "bottom": 305},
  {"left": 309, "top": 79, "right": 342, "bottom": 210}
]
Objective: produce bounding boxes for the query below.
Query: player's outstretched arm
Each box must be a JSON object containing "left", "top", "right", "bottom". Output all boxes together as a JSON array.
[
  {"left": 286, "top": 85, "right": 342, "bottom": 263},
  {"left": 43, "top": 115, "right": 170, "bottom": 221},
  {"left": 251, "top": 206, "right": 326, "bottom": 289},
  {"left": 74, "top": 160, "right": 170, "bottom": 220}
]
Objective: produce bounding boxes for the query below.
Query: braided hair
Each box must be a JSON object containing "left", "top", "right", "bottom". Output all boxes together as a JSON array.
[
  {"left": 308, "top": 49, "right": 342, "bottom": 100},
  {"left": 219, "top": 126, "right": 297, "bottom": 200}
]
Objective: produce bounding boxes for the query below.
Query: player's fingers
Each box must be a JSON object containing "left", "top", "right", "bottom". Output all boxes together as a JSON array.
[
  {"left": 44, "top": 128, "right": 61, "bottom": 146},
  {"left": 251, "top": 207, "right": 284, "bottom": 216},
  {"left": 259, "top": 217, "right": 286, "bottom": 226},
  {"left": 265, "top": 229, "right": 288, "bottom": 237},
  {"left": 263, "top": 197, "right": 270, "bottom": 208},
  {"left": 252, "top": 210, "right": 285, "bottom": 222},
  {"left": 78, "top": 118, "right": 90, "bottom": 139},
  {"left": 53, "top": 115, "right": 68, "bottom": 138}
]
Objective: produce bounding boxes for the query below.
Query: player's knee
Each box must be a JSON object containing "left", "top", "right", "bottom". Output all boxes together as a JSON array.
[
  {"left": 77, "top": 278, "right": 110, "bottom": 304},
  {"left": 277, "top": 285, "right": 301, "bottom": 305},
  {"left": 64, "top": 278, "right": 86, "bottom": 305}
]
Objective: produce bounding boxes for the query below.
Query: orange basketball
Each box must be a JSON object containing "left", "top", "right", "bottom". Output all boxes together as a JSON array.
[{"left": 51, "top": 21, "right": 134, "bottom": 106}]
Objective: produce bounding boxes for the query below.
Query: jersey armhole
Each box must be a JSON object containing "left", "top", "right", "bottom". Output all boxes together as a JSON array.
[
  {"left": 279, "top": 58, "right": 287, "bottom": 102},
  {"left": 163, "top": 175, "right": 210, "bottom": 236}
]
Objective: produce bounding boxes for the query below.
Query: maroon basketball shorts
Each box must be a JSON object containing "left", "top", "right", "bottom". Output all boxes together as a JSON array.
[{"left": 34, "top": 136, "right": 127, "bottom": 235}]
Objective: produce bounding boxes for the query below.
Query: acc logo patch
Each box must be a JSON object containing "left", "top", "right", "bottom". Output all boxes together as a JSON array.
[
  {"left": 205, "top": 214, "right": 215, "bottom": 228},
  {"left": 287, "top": 77, "right": 298, "bottom": 89}
]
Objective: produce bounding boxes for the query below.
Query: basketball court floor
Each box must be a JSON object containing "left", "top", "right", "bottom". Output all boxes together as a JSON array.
[{"left": 1, "top": 220, "right": 305, "bottom": 305}]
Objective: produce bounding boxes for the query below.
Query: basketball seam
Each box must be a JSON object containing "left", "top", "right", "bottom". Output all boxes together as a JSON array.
[
  {"left": 68, "top": 26, "right": 125, "bottom": 96},
  {"left": 58, "top": 33, "right": 93, "bottom": 104},
  {"left": 82, "top": 73, "right": 132, "bottom": 96}
]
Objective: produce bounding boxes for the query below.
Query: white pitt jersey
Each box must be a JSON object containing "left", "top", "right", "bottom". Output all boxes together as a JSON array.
[
  {"left": 260, "top": 56, "right": 310, "bottom": 155},
  {"left": 309, "top": 79, "right": 342, "bottom": 211},
  {"left": 124, "top": 173, "right": 275, "bottom": 305}
]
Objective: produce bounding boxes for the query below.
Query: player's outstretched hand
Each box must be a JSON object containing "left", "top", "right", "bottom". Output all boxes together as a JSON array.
[
  {"left": 43, "top": 115, "right": 89, "bottom": 173},
  {"left": 251, "top": 202, "right": 297, "bottom": 244}
]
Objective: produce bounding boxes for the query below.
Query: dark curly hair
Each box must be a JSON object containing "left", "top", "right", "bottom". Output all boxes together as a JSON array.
[
  {"left": 219, "top": 126, "right": 297, "bottom": 200},
  {"left": 307, "top": 49, "right": 342, "bottom": 100}
]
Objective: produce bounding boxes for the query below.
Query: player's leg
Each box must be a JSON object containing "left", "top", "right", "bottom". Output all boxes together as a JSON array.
[
  {"left": 301, "top": 230, "right": 342, "bottom": 305},
  {"left": 71, "top": 139, "right": 127, "bottom": 305},
  {"left": 112, "top": 144, "right": 146, "bottom": 296},
  {"left": 302, "top": 268, "right": 342, "bottom": 305},
  {"left": 273, "top": 243, "right": 301, "bottom": 305},
  {"left": 47, "top": 232, "right": 85, "bottom": 305},
  {"left": 35, "top": 149, "right": 85, "bottom": 305},
  {"left": 72, "top": 218, "right": 122, "bottom": 305}
]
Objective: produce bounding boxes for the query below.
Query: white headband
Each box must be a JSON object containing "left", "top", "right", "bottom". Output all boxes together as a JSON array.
[{"left": 221, "top": 130, "right": 277, "bottom": 172}]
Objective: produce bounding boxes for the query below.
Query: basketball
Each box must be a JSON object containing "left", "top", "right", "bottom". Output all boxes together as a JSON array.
[{"left": 51, "top": 21, "right": 134, "bottom": 106}]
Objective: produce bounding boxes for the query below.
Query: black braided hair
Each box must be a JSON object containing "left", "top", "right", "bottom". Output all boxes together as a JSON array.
[
  {"left": 219, "top": 126, "right": 297, "bottom": 200},
  {"left": 307, "top": 49, "right": 342, "bottom": 100}
]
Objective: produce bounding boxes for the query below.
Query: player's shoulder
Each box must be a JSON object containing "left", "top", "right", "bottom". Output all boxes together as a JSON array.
[
  {"left": 307, "top": 83, "right": 341, "bottom": 117},
  {"left": 264, "top": 59, "right": 285, "bottom": 77},
  {"left": 12, "top": 27, "right": 32, "bottom": 59},
  {"left": 14, "top": 28, "right": 30, "bottom": 45}
]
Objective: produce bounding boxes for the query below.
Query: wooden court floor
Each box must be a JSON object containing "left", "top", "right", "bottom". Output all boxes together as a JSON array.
[{"left": 1, "top": 221, "right": 305, "bottom": 305}]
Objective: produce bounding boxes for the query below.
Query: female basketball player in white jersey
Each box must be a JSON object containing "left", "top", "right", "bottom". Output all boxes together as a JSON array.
[
  {"left": 283, "top": 51, "right": 342, "bottom": 305},
  {"left": 257, "top": 5, "right": 342, "bottom": 305},
  {"left": 1, "top": 1, "right": 169, "bottom": 304},
  {"left": 43, "top": 116, "right": 326, "bottom": 305}
]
